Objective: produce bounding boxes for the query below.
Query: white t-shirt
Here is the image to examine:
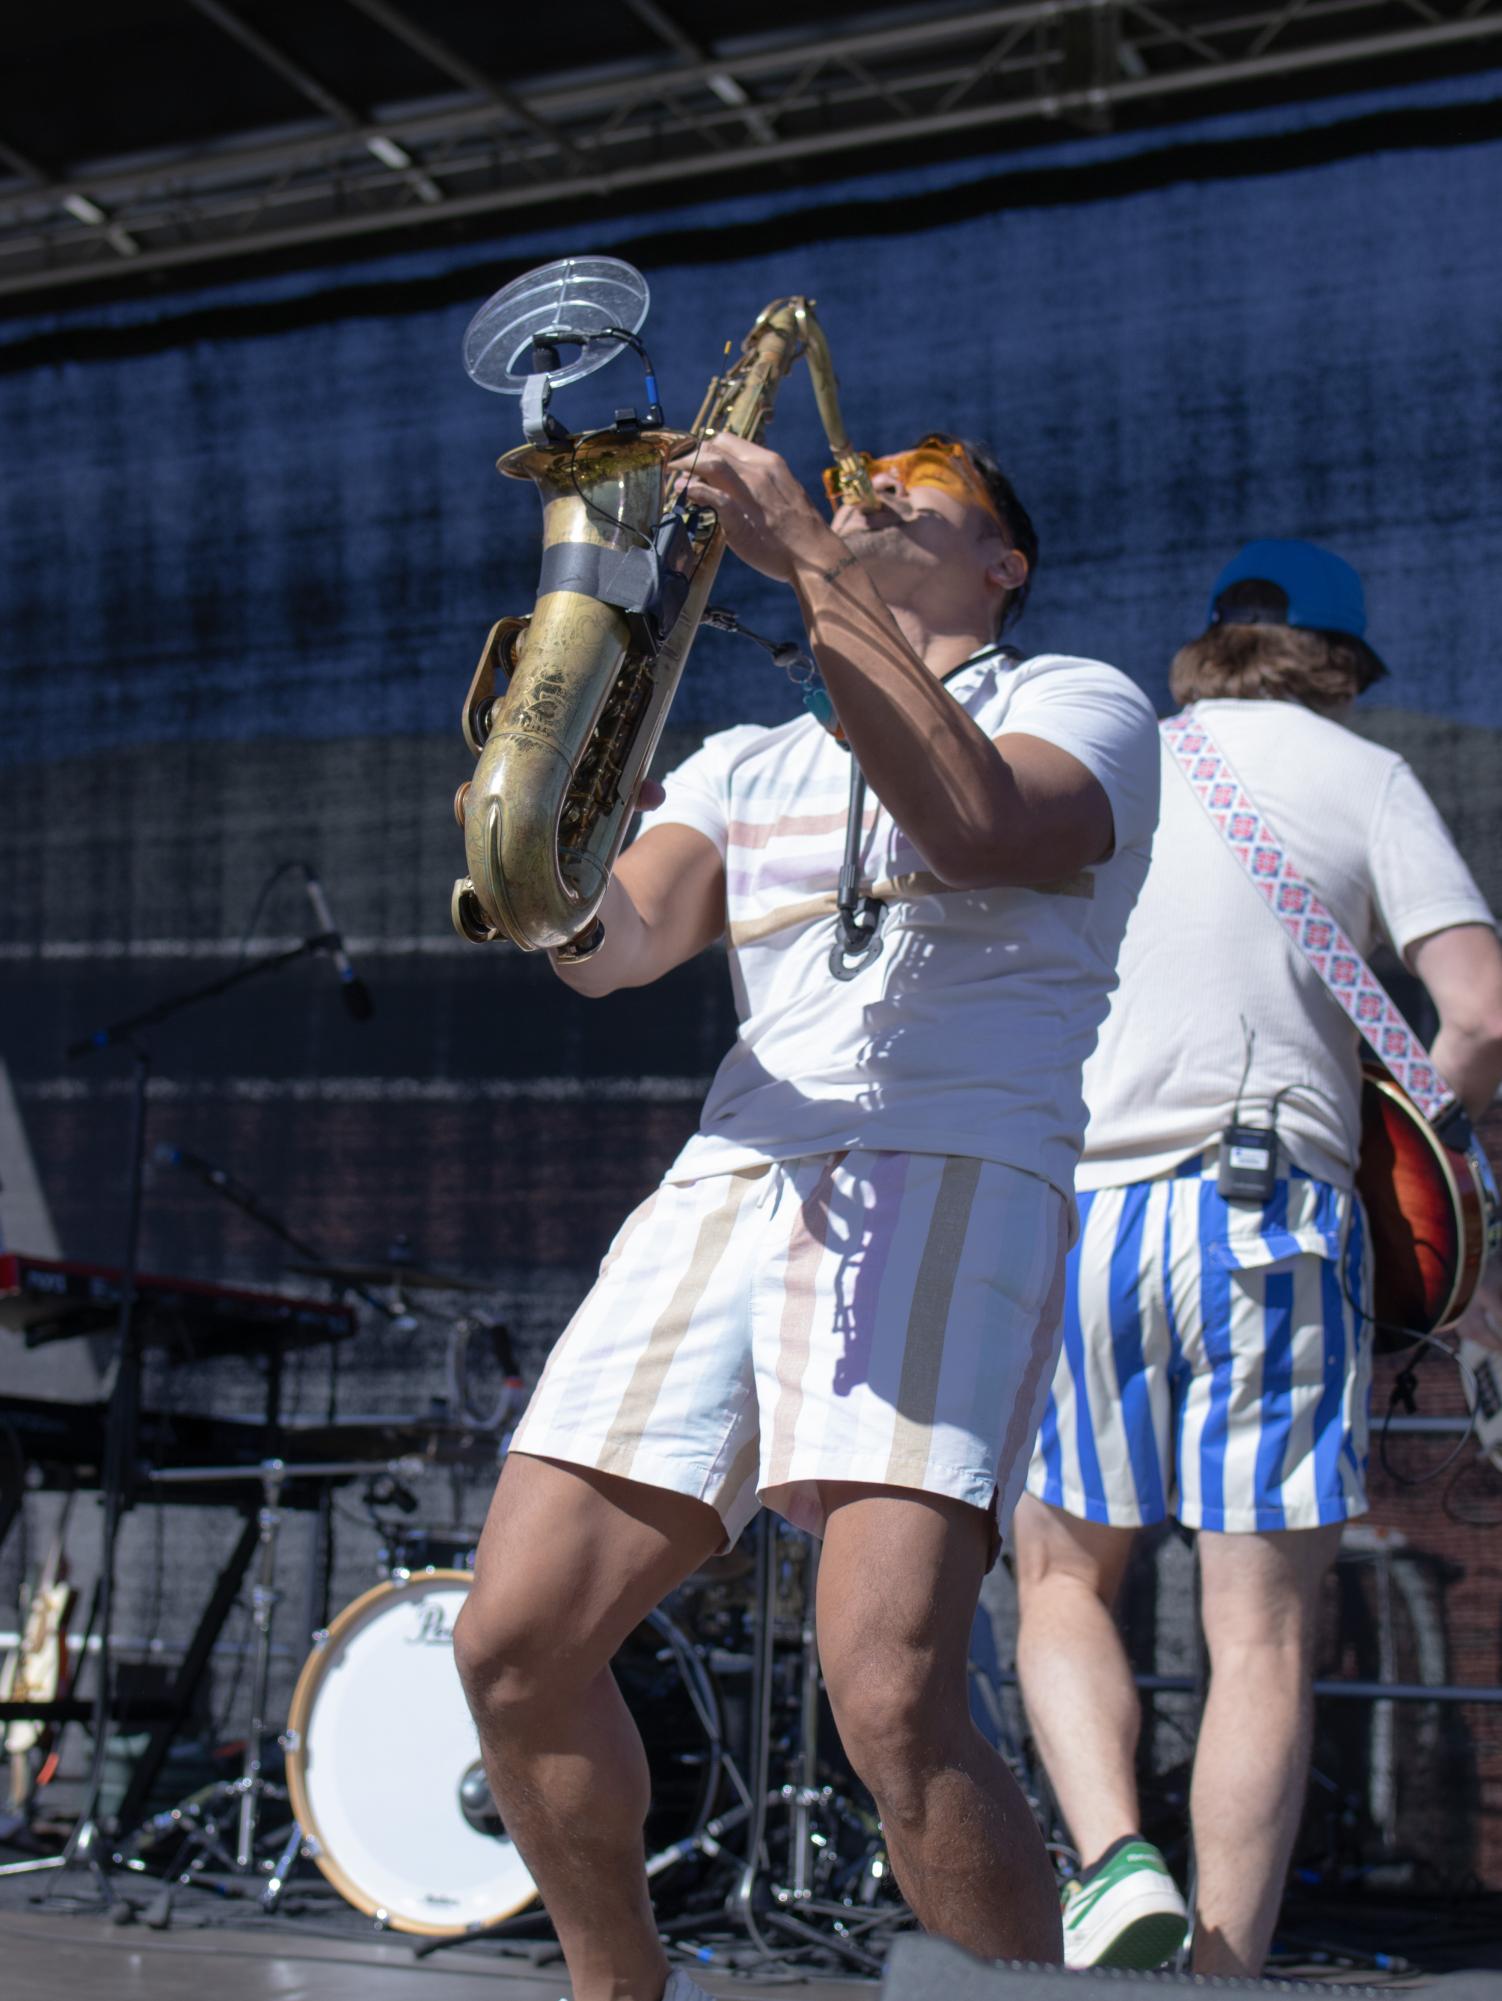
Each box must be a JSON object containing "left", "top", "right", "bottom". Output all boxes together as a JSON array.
[
  {"left": 1078, "top": 698, "right": 1495, "bottom": 1192},
  {"left": 638, "top": 650, "right": 1161, "bottom": 1199}
]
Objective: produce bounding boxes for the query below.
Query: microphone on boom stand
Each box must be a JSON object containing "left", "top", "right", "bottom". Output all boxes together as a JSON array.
[{"left": 300, "top": 867, "right": 374, "bottom": 1022}]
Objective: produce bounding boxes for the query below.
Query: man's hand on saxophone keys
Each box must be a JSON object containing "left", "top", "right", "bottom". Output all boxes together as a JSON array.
[{"left": 675, "top": 434, "right": 843, "bottom": 584}]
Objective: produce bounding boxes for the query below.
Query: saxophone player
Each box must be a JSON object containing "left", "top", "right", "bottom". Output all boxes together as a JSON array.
[{"left": 453, "top": 429, "right": 1160, "bottom": 2001}]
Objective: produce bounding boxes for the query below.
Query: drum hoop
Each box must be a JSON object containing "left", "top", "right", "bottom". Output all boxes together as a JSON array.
[{"left": 284, "top": 1568, "right": 538, "bottom": 1937}]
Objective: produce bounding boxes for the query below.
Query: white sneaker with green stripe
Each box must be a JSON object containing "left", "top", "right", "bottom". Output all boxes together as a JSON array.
[{"left": 1059, "top": 1837, "right": 1189, "bottom": 1969}]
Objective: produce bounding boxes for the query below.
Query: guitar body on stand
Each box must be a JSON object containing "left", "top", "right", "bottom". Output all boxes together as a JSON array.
[{"left": 0, "top": 1493, "right": 77, "bottom": 1823}]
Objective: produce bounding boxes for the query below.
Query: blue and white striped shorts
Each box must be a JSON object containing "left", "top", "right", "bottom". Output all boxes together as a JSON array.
[{"left": 1024, "top": 1155, "right": 1374, "bottom": 1533}]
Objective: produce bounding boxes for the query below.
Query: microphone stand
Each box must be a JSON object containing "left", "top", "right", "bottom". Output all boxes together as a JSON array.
[{"left": 0, "top": 935, "right": 345, "bottom": 1901}]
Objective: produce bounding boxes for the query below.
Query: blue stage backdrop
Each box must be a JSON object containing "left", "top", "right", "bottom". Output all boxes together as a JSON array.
[
  {"left": 3, "top": 55, "right": 1499, "bottom": 1321},
  {"left": 1, "top": 70, "right": 1501, "bottom": 1850}
]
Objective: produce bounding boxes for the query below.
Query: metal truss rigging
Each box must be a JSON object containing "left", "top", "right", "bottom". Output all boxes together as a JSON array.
[{"left": 0, "top": 0, "right": 1498, "bottom": 300}]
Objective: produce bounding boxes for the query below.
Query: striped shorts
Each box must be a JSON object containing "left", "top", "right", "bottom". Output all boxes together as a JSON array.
[
  {"left": 1024, "top": 1155, "right": 1374, "bottom": 1533},
  {"left": 512, "top": 1149, "right": 1069, "bottom": 1551}
]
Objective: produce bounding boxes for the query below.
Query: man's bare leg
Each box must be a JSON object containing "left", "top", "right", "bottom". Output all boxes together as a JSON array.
[
  {"left": 1011, "top": 1493, "right": 1142, "bottom": 1863},
  {"left": 812, "top": 1484, "right": 1061, "bottom": 1962},
  {"left": 1189, "top": 1523, "right": 1342, "bottom": 1975},
  {"left": 452, "top": 1453, "right": 723, "bottom": 2001}
]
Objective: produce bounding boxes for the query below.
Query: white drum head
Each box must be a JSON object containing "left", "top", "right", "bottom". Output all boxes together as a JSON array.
[{"left": 286, "top": 1572, "right": 534, "bottom": 1935}]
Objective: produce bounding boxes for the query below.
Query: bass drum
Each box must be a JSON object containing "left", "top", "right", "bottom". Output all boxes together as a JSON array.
[{"left": 284, "top": 1569, "right": 722, "bottom": 1936}]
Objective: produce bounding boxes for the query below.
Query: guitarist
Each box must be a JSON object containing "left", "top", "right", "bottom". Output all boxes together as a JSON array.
[{"left": 1011, "top": 539, "right": 1502, "bottom": 1976}]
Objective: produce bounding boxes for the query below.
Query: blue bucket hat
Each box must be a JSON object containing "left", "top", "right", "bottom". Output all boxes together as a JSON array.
[{"left": 1206, "top": 538, "right": 1386, "bottom": 680}]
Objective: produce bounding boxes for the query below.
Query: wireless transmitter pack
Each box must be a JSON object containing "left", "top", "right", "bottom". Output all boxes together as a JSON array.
[{"left": 1217, "top": 1122, "right": 1279, "bottom": 1205}]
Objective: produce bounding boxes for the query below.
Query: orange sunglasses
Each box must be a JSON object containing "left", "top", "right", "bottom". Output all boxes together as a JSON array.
[{"left": 822, "top": 434, "right": 1004, "bottom": 532}]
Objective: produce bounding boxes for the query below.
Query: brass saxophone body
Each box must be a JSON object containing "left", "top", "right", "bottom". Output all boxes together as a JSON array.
[{"left": 451, "top": 297, "right": 876, "bottom": 955}]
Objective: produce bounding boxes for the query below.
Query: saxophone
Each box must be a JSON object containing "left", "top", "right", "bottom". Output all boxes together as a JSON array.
[{"left": 451, "top": 296, "right": 877, "bottom": 956}]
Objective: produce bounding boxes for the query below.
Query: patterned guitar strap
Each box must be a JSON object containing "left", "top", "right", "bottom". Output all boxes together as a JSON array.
[{"left": 1160, "top": 708, "right": 1469, "bottom": 1148}]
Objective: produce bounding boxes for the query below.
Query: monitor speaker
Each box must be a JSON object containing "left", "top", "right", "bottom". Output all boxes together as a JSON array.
[{"left": 880, "top": 1938, "right": 1502, "bottom": 2001}]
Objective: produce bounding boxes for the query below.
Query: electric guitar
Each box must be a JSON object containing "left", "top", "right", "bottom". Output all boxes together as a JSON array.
[
  {"left": 1355, "top": 1066, "right": 1500, "bottom": 1343},
  {"left": 0, "top": 1496, "right": 77, "bottom": 1809}
]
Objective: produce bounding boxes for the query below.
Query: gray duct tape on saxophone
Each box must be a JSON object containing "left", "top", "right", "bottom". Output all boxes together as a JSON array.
[
  {"left": 538, "top": 540, "right": 662, "bottom": 615},
  {"left": 536, "top": 532, "right": 693, "bottom": 655}
]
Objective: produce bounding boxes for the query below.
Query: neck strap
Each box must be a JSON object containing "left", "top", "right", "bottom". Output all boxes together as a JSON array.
[
  {"left": 1161, "top": 709, "right": 1457, "bottom": 1129},
  {"left": 827, "top": 644, "right": 1020, "bottom": 980}
]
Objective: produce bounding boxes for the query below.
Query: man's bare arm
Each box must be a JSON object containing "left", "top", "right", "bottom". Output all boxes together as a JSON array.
[
  {"left": 678, "top": 434, "right": 1115, "bottom": 889},
  {"left": 788, "top": 561, "right": 1117, "bottom": 886},
  {"left": 1417, "top": 921, "right": 1502, "bottom": 1358},
  {"left": 548, "top": 821, "right": 726, "bottom": 999},
  {"left": 1409, "top": 921, "right": 1502, "bottom": 1120}
]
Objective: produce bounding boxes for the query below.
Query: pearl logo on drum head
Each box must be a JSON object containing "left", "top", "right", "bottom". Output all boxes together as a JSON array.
[{"left": 408, "top": 1601, "right": 456, "bottom": 1646}]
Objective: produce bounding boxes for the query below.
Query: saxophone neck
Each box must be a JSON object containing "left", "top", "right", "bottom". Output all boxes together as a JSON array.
[
  {"left": 793, "top": 301, "right": 878, "bottom": 511},
  {"left": 691, "top": 296, "right": 877, "bottom": 509}
]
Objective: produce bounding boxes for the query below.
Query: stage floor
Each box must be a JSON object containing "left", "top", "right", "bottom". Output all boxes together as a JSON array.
[
  {"left": 2, "top": 1855, "right": 1499, "bottom": 1999},
  {"left": 0, "top": 1906, "right": 875, "bottom": 2001}
]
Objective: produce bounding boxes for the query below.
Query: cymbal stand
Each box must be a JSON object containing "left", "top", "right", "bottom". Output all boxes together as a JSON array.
[
  {"left": 727, "top": 1521, "right": 891, "bottom": 1977},
  {"left": 729, "top": 1512, "right": 780, "bottom": 1956},
  {"left": 238, "top": 1459, "right": 285, "bottom": 1869},
  {"left": 787, "top": 1532, "right": 823, "bottom": 1903},
  {"left": 153, "top": 1144, "right": 408, "bottom": 1332},
  {"left": 130, "top": 1457, "right": 294, "bottom": 1879},
  {"left": 138, "top": 1454, "right": 423, "bottom": 1884},
  {"left": 0, "top": 926, "right": 384, "bottom": 1905}
]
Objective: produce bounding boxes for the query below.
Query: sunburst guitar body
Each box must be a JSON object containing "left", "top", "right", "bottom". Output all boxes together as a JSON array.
[{"left": 1355, "top": 1066, "right": 1500, "bottom": 1343}]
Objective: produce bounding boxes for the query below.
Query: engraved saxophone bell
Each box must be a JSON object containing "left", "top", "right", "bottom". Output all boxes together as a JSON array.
[{"left": 451, "top": 257, "right": 876, "bottom": 957}]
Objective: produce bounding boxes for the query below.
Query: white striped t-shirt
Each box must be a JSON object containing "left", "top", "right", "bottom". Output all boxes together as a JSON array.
[{"left": 637, "top": 649, "right": 1160, "bottom": 1200}]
